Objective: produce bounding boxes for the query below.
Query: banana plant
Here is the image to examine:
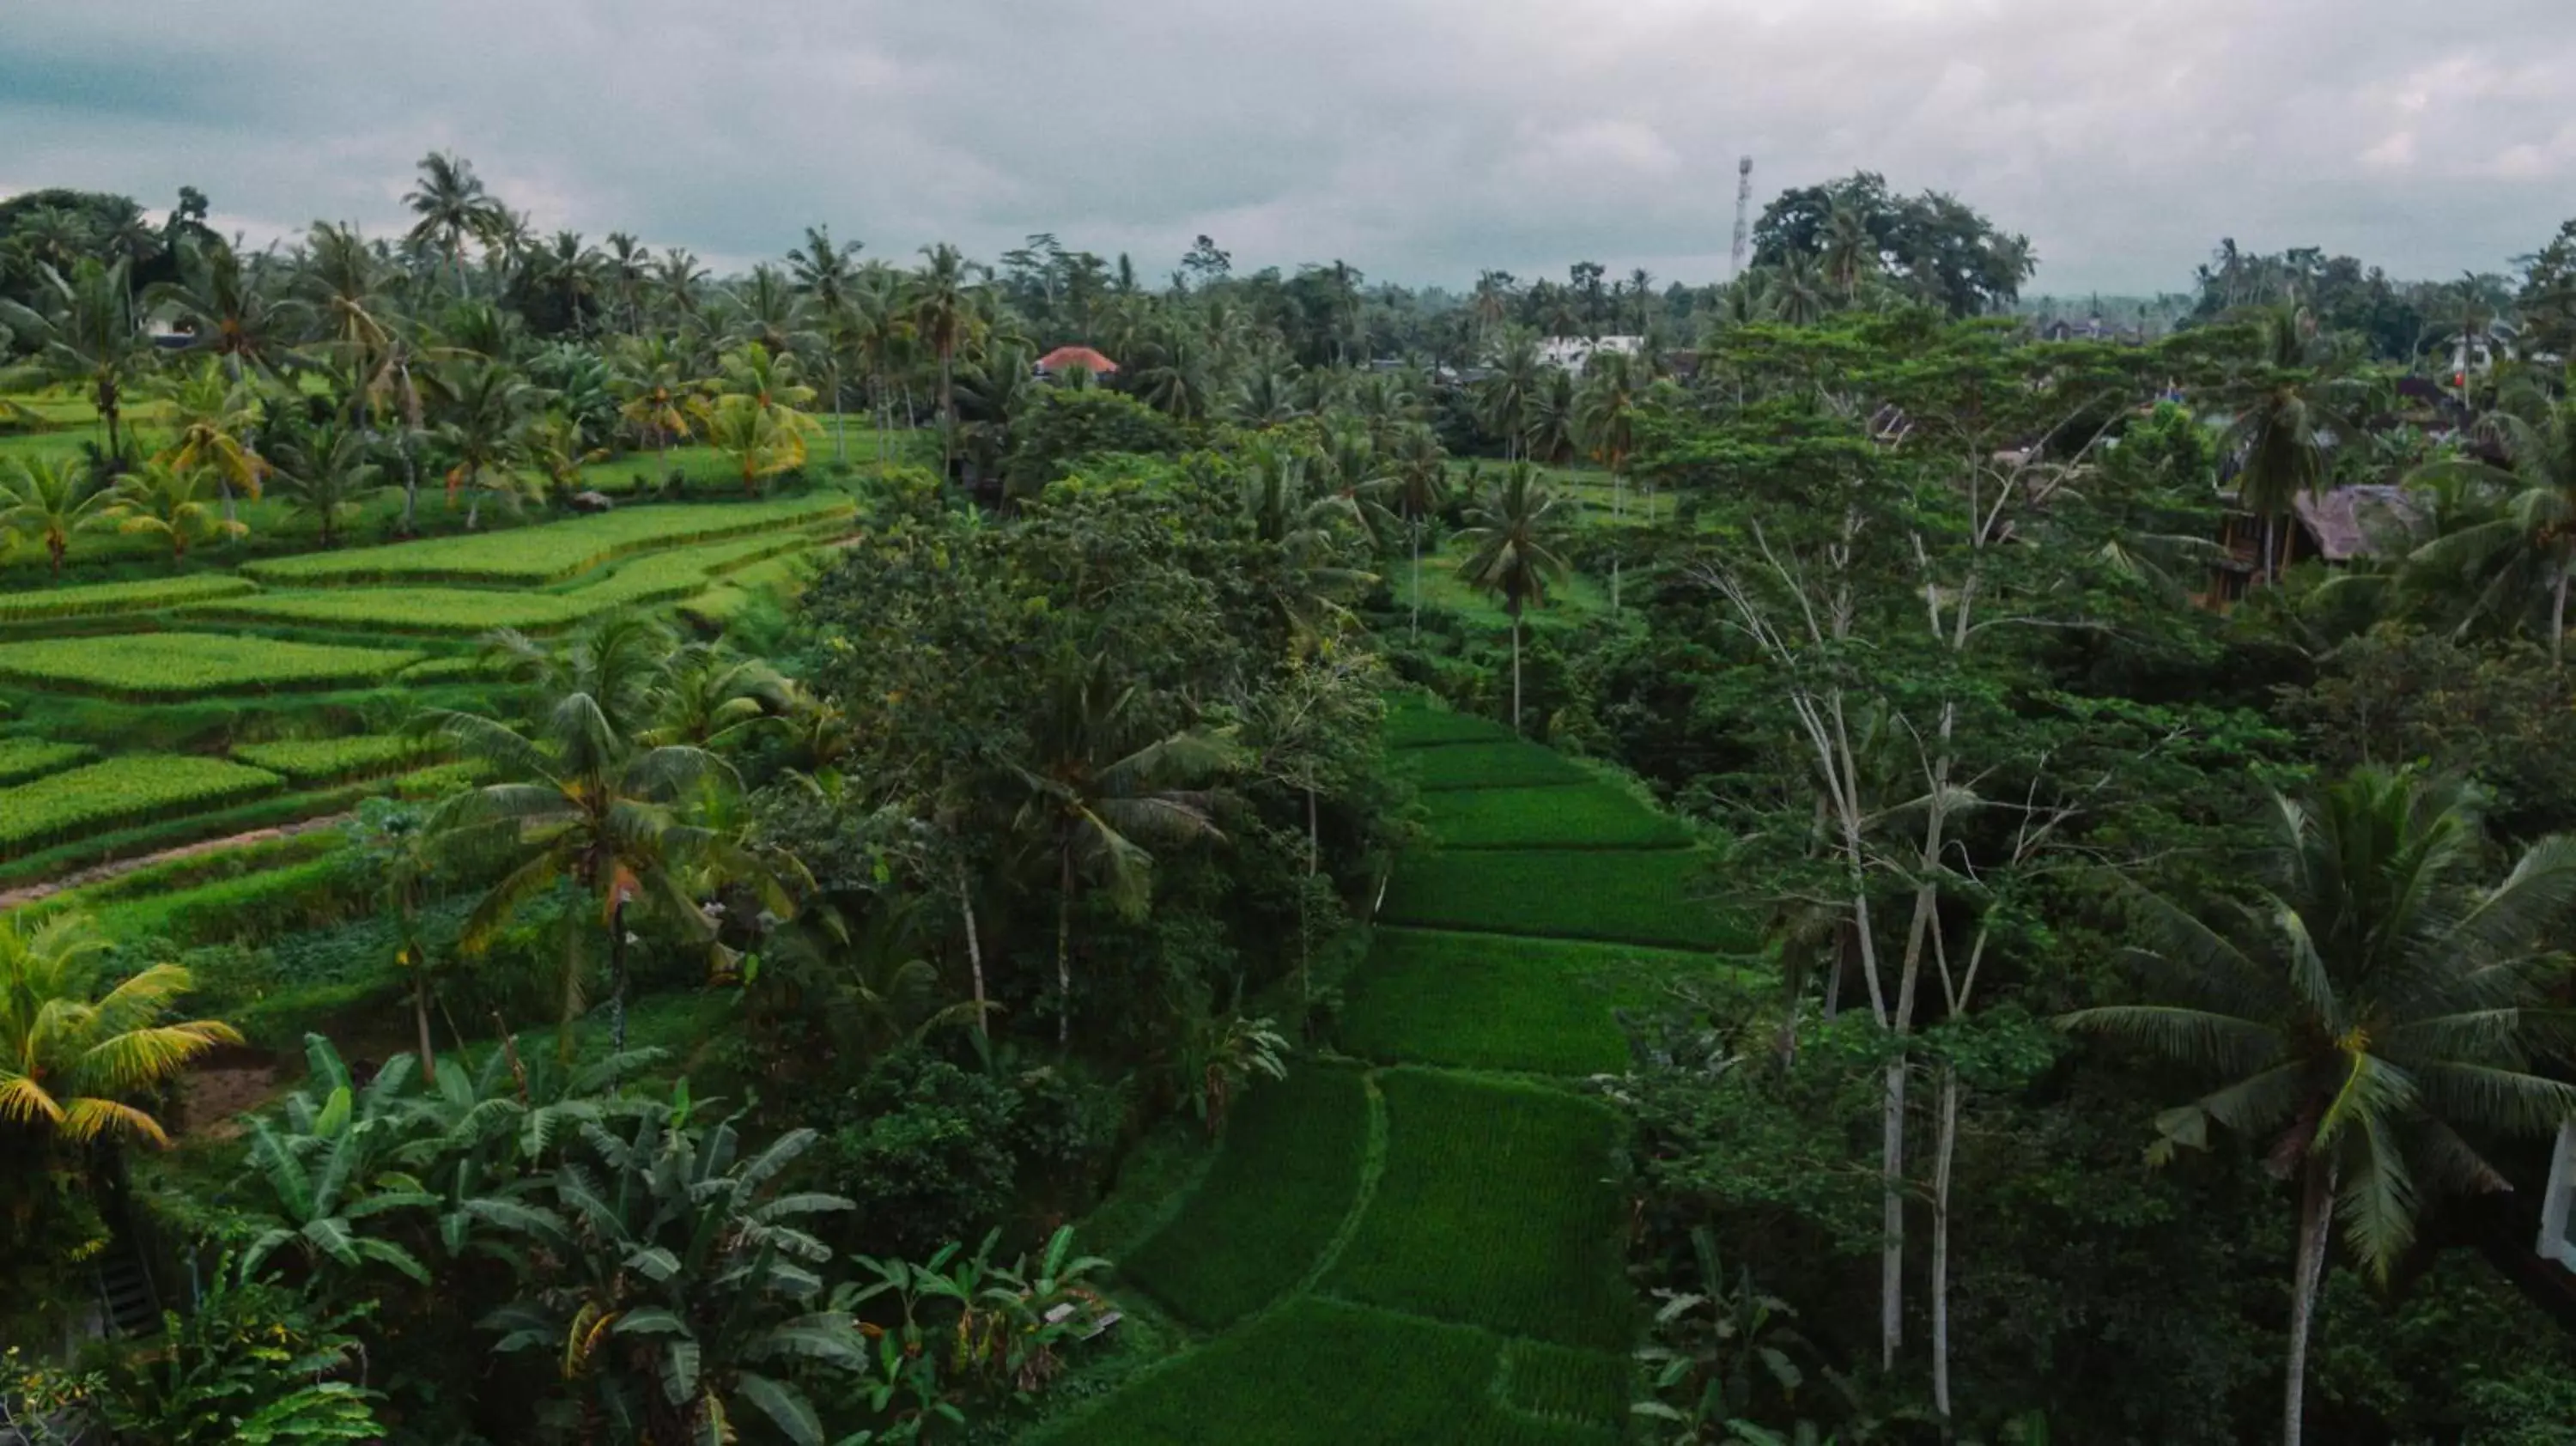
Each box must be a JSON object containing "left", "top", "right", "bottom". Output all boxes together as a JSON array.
[{"left": 236, "top": 1036, "right": 435, "bottom": 1288}]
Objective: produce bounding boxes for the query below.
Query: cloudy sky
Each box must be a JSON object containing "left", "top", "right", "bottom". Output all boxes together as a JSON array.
[{"left": 5, "top": 0, "right": 2573, "bottom": 296}]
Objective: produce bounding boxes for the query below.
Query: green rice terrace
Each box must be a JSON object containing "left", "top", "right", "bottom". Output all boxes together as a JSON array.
[{"left": 6, "top": 145, "right": 2575, "bottom": 1446}]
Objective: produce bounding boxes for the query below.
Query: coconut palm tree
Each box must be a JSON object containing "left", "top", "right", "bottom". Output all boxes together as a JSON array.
[
  {"left": 1576, "top": 349, "right": 1643, "bottom": 517},
  {"left": 156, "top": 357, "right": 269, "bottom": 533},
  {"left": 1820, "top": 203, "right": 1878, "bottom": 301},
  {"left": 104, "top": 462, "right": 246, "bottom": 564},
  {"left": 612, "top": 337, "right": 707, "bottom": 471},
  {"left": 1365, "top": 423, "right": 1450, "bottom": 641},
  {"left": 0, "top": 256, "right": 154, "bottom": 459},
  {"left": 1480, "top": 331, "right": 1544, "bottom": 462},
  {"left": 0, "top": 455, "right": 115, "bottom": 580},
  {"left": 1525, "top": 368, "right": 1580, "bottom": 466},
  {"left": 436, "top": 359, "right": 535, "bottom": 527},
  {"left": 908, "top": 244, "right": 985, "bottom": 472},
  {"left": 2227, "top": 305, "right": 2354, "bottom": 584},
  {"left": 266, "top": 421, "right": 380, "bottom": 549},
  {"left": 2399, "top": 389, "right": 2576, "bottom": 663},
  {"left": 425, "top": 612, "right": 729, "bottom": 1054},
  {"left": 0, "top": 914, "right": 241, "bottom": 1149},
  {"left": 1013, "top": 653, "right": 1236, "bottom": 1048},
  {"left": 1765, "top": 256, "right": 1832, "bottom": 326},
  {"left": 2063, "top": 769, "right": 2576, "bottom": 1446},
  {"left": 147, "top": 237, "right": 306, "bottom": 380},
  {"left": 403, "top": 150, "right": 507, "bottom": 296},
  {"left": 1457, "top": 463, "right": 1570, "bottom": 735}
]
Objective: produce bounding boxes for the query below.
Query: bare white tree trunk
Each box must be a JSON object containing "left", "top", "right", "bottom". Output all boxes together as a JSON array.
[
  {"left": 2284, "top": 1157, "right": 2336, "bottom": 1446},
  {"left": 1931, "top": 1061, "right": 1959, "bottom": 1419},
  {"left": 956, "top": 860, "right": 989, "bottom": 1040}
]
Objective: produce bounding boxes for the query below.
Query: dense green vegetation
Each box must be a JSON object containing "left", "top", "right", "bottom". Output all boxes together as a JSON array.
[{"left": 4, "top": 148, "right": 2575, "bottom": 1446}]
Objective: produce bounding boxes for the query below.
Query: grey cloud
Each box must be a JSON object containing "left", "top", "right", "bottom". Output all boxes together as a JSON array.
[{"left": 4, "top": 0, "right": 2573, "bottom": 294}]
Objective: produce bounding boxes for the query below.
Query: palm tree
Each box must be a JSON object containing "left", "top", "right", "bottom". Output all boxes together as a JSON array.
[
  {"left": 612, "top": 337, "right": 707, "bottom": 471},
  {"left": 1576, "top": 349, "right": 1643, "bottom": 517},
  {"left": 1765, "top": 255, "right": 1831, "bottom": 326},
  {"left": 267, "top": 422, "right": 380, "bottom": 549},
  {"left": 156, "top": 357, "right": 269, "bottom": 533},
  {"left": 0, "top": 256, "right": 154, "bottom": 459},
  {"left": 2227, "top": 305, "right": 2354, "bottom": 583},
  {"left": 404, "top": 150, "right": 507, "bottom": 296},
  {"left": 1366, "top": 423, "right": 1450, "bottom": 641},
  {"left": 436, "top": 359, "right": 535, "bottom": 527},
  {"left": 1480, "top": 331, "right": 1544, "bottom": 462},
  {"left": 700, "top": 393, "right": 810, "bottom": 495},
  {"left": 105, "top": 462, "right": 246, "bottom": 563},
  {"left": 2400, "top": 389, "right": 2576, "bottom": 663},
  {"left": 1524, "top": 368, "right": 1580, "bottom": 465},
  {"left": 1820, "top": 203, "right": 1878, "bottom": 301},
  {"left": 1014, "top": 653, "right": 1235, "bottom": 1048},
  {"left": 0, "top": 455, "right": 115, "bottom": 580},
  {"left": 0, "top": 914, "right": 240, "bottom": 1149},
  {"left": 147, "top": 237, "right": 305, "bottom": 380},
  {"left": 652, "top": 247, "right": 709, "bottom": 325},
  {"left": 2063, "top": 769, "right": 2576, "bottom": 1446},
  {"left": 1457, "top": 463, "right": 1570, "bottom": 735},
  {"left": 343, "top": 799, "right": 449, "bottom": 1081},
  {"left": 425, "top": 612, "right": 728, "bottom": 1054},
  {"left": 909, "top": 243, "right": 984, "bottom": 472}
]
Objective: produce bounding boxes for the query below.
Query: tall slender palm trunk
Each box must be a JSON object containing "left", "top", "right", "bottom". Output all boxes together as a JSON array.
[
  {"left": 2284, "top": 1157, "right": 2336, "bottom": 1446},
  {"left": 2552, "top": 565, "right": 2569, "bottom": 667},
  {"left": 955, "top": 860, "right": 989, "bottom": 1040},
  {"left": 413, "top": 966, "right": 440, "bottom": 1084},
  {"left": 1055, "top": 848, "right": 1074, "bottom": 1049},
  {"left": 1409, "top": 522, "right": 1423, "bottom": 643},
  {"left": 1509, "top": 613, "right": 1524, "bottom": 736},
  {"left": 607, "top": 896, "right": 630, "bottom": 1054}
]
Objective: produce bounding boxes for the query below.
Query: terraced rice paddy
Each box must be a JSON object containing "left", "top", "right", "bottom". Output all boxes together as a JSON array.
[
  {"left": 240, "top": 495, "right": 850, "bottom": 586},
  {"left": 1038, "top": 699, "right": 1741, "bottom": 1443},
  {"left": 0, "top": 574, "right": 258, "bottom": 624},
  {"left": 0, "top": 755, "right": 283, "bottom": 859},
  {"left": 0, "top": 632, "right": 421, "bottom": 701}
]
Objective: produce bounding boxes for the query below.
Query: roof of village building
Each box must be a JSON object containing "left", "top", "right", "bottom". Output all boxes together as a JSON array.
[
  {"left": 2293, "top": 484, "right": 2420, "bottom": 562},
  {"left": 1035, "top": 345, "right": 1118, "bottom": 375}
]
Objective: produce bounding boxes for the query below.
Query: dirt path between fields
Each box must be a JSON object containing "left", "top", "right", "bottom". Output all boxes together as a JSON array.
[{"left": 0, "top": 813, "right": 354, "bottom": 913}]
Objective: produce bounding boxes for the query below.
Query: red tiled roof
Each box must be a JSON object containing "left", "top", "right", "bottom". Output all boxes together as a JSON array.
[{"left": 1036, "top": 345, "right": 1119, "bottom": 374}]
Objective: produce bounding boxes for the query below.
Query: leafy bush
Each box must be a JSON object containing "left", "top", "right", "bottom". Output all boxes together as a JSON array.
[
  {"left": 231, "top": 735, "right": 427, "bottom": 785},
  {"left": 1419, "top": 781, "right": 1690, "bottom": 850},
  {"left": 1324, "top": 1069, "right": 1631, "bottom": 1351},
  {"left": 1120, "top": 1063, "right": 1368, "bottom": 1328},
  {"left": 240, "top": 495, "right": 853, "bottom": 586},
  {"left": 0, "top": 632, "right": 420, "bottom": 701},
  {"left": 0, "top": 572, "right": 255, "bottom": 623},
  {"left": 0, "top": 754, "right": 283, "bottom": 858},
  {"left": 1339, "top": 927, "right": 1729, "bottom": 1074},
  {"left": 811, "top": 1050, "right": 1121, "bottom": 1259},
  {"left": 1026, "top": 1295, "right": 1619, "bottom": 1445},
  {"left": 1399, "top": 738, "right": 1590, "bottom": 790},
  {"left": 1378, "top": 848, "right": 1747, "bottom": 951},
  {"left": 0, "top": 735, "right": 94, "bottom": 786}
]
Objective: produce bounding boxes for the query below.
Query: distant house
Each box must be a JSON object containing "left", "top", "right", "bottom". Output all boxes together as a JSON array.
[
  {"left": 1034, "top": 346, "right": 1118, "bottom": 383},
  {"left": 2036, "top": 315, "right": 2147, "bottom": 344},
  {"left": 2545, "top": 1124, "right": 2576, "bottom": 1273},
  {"left": 1535, "top": 335, "right": 1642, "bottom": 372},
  {"left": 2203, "top": 483, "right": 2420, "bottom": 605}
]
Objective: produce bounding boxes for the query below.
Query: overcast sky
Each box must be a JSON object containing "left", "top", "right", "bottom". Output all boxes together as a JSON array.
[{"left": 4, "top": 1, "right": 2572, "bottom": 297}]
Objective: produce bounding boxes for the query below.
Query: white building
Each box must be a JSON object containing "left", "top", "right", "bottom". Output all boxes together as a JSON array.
[
  {"left": 1535, "top": 335, "right": 1643, "bottom": 372},
  {"left": 2543, "top": 1122, "right": 2576, "bottom": 1272}
]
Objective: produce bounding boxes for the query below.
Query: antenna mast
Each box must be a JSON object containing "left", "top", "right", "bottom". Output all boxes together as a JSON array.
[{"left": 1729, "top": 155, "right": 1754, "bottom": 279}]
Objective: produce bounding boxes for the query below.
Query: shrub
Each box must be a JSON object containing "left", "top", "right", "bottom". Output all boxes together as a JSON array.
[
  {"left": 0, "top": 755, "right": 284, "bottom": 859},
  {"left": 1120, "top": 1064, "right": 1369, "bottom": 1328},
  {"left": 1323, "top": 1069, "right": 1631, "bottom": 1352},
  {"left": 0, "top": 573, "right": 255, "bottom": 623},
  {"left": 1419, "top": 781, "right": 1690, "bottom": 850},
  {"left": 0, "top": 736, "right": 95, "bottom": 786},
  {"left": 1377, "top": 848, "right": 1747, "bottom": 951},
  {"left": 240, "top": 495, "right": 854, "bottom": 587},
  {"left": 0, "top": 632, "right": 420, "bottom": 702},
  {"left": 231, "top": 735, "right": 428, "bottom": 785}
]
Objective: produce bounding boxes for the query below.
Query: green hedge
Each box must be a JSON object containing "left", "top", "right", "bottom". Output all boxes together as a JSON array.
[
  {"left": 1377, "top": 848, "right": 1746, "bottom": 951},
  {"left": 231, "top": 735, "right": 428, "bottom": 785},
  {"left": 0, "top": 755, "right": 285, "bottom": 860},
  {"left": 0, "top": 632, "right": 420, "bottom": 702},
  {"left": 1028, "top": 1296, "right": 1617, "bottom": 1446},
  {"left": 240, "top": 495, "right": 854, "bottom": 587},
  {"left": 1419, "top": 781, "right": 1690, "bottom": 850},
  {"left": 1323, "top": 1070, "right": 1631, "bottom": 1352},
  {"left": 0, "top": 574, "right": 257, "bottom": 623},
  {"left": 0, "top": 737, "right": 96, "bottom": 787},
  {"left": 1119, "top": 1064, "right": 1369, "bottom": 1329},
  {"left": 1398, "top": 739, "right": 1590, "bottom": 791}
]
